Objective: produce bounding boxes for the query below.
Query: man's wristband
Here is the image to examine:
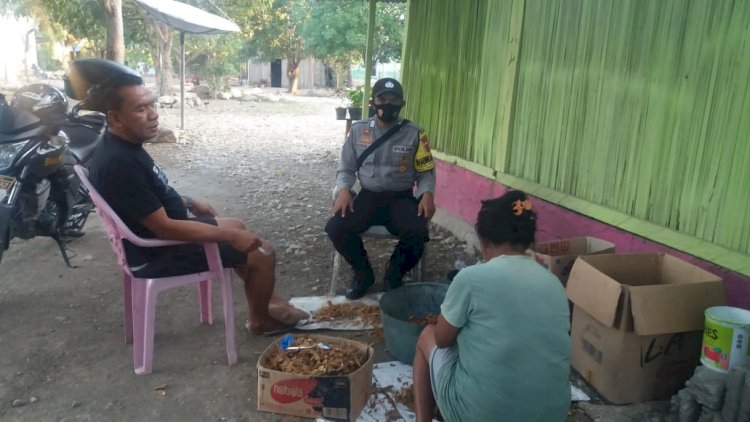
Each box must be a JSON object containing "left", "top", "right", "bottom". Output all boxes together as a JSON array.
[{"left": 183, "top": 196, "right": 194, "bottom": 210}]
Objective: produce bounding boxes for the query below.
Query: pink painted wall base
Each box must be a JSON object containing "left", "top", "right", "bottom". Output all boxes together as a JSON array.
[{"left": 434, "top": 160, "right": 750, "bottom": 310}]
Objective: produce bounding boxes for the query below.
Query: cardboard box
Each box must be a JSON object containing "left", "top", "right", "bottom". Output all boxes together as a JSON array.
[
  {"left": 257, "top": 335, "right": 374, "bottom": 421},
  {"left": 566, "top": 253, "right": 726, "bottom": 404},
  {"left": 529, "top": 237, "right": 615, "bottom": 284}
]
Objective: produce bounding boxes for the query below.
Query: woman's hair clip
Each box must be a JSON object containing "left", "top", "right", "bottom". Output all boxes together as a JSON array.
[{"left": 512, "top": 199, "right": 532, "bottom": 216}]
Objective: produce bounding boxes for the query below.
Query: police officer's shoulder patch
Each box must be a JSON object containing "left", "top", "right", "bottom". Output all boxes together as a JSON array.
[{"left": 414, "top": 132, "right": 435, "bottom": 172}]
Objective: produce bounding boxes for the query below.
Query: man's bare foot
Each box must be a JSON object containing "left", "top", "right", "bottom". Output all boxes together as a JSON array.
[
  {"left": 248, "top": 316, "right": 294, "bottom": 335},
  {"left": 269, "top": 302, "right": 310, "bottom": 325}
]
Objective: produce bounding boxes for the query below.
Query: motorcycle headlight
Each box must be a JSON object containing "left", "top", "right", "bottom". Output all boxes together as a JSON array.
[{"left": 0, "top": 141, "right": 28, "bottom": 169}]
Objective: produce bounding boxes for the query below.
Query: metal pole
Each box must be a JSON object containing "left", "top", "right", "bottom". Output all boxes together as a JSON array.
[
  {"left": 180, "top": 31, "right": 185, "bottom": 130},
  {"left": 362, "top": 0, "right": 376, "bottom": 109}
]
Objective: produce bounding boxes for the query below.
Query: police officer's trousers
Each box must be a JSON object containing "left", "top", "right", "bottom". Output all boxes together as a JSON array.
[{"left": 324, "top": 189, "right": 429, "bottom": 281}]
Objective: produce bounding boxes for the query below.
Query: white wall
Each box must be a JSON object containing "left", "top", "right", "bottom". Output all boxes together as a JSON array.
[{"left": 0, "top": 14, "right": 38, "bottom": 87}]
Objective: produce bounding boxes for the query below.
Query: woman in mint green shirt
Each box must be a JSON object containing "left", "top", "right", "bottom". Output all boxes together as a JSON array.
[{"left": 413, "top": 191, "right": 571, "bottom": 422}]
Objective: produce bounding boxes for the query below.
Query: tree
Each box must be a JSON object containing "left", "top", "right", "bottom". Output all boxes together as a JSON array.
[
  {"left": 2, "top": 0, "right": 124, "bottom": 63},
  {"left": 99, "top": 0, "right": 124, "bottom": 62},
  {"left": 302, "top": 0, "right": 363, "bottom": 88},
  {"left": 232, "top": 0, "right": 310, "bottom": 93},
  {"left": 371, "top": 2, "right": 405, "bottom": 70},
  {"left": 302, "top": 0, "right": 406, "bottom": 87},
  {"left": 185, "top": 33, "right": 245, "bottom": 92},
  {"left": 121, "top": 2, "right": 175, "bottom": 95}
]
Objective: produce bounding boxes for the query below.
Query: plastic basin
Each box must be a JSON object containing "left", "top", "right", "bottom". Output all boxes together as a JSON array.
[{"left": 379, "top": 282, "right": 449, "bottom": 364}]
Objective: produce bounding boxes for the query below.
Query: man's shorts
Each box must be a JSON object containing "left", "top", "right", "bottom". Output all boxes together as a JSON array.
[
  {"left": 429, "top": 345, "right": 459, "bottom": 398},
  {"left": 130, "top": 217, "right": 248, "bottom": 278}
]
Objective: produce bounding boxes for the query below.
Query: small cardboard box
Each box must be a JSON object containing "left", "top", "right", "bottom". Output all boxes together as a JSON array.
[
  {"left": 528, "top": 237, "right": 615, "bottom": 284},
  {"left": 566, "top": 253, "right": 726, "bottom": 404},
  {"left": 257, "top": 335, "right": 374, "bottom": 421}
]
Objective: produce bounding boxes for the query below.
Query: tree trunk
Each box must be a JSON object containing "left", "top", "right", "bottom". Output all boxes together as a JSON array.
[
  {"left": 99, "top": 0, "right": 124, "bottom": 63},
  {"left": 150, "top": 22, "right": 174, "bottom": 96},
  {"left": 286, "top": 58, "right": 300, "bottom": 94}
]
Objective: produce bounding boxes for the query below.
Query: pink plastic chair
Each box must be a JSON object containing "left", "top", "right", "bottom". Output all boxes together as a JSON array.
[{"left": 74, "top": 165, "right": 237, "bottom": 374}]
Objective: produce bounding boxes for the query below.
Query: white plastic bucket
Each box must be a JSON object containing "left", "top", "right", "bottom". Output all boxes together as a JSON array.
[{"left": 701, "top": 306, "right": 750, "bottom": 372}]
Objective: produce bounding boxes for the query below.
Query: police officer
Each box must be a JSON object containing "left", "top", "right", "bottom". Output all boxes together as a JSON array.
[{"left": 325, "top": 78, "right": 436, "bottom": 300}]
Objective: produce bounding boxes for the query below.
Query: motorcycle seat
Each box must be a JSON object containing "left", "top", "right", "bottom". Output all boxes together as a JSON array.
[{"left": 64, "top": 122, "right": 105, "bottom": 163}]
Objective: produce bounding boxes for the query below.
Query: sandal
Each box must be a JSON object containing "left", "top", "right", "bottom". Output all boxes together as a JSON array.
[{"left": 244, "top": 320, "right": 297, "bottom": 336}]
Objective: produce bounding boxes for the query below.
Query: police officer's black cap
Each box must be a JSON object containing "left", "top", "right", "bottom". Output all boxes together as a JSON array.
[{"left": 372, "top": 78, "right": 404, "bottom": 99}]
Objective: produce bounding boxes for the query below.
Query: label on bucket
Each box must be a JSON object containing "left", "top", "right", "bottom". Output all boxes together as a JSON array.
[{"left": 701, "top": 307, "right": 750, "bottom": 372}]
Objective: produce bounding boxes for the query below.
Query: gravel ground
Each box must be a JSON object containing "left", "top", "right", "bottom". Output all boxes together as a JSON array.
[
  {"left": 0, "top": 85, "right": 676, "bottom": 421},
  {"left": 0, "top": 90, "right": 484, "bottom": 422}
]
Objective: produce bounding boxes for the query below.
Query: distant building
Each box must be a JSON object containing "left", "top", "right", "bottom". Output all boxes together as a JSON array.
[{"left": 245, "top": 57, "right": 327, "bottom": 89}]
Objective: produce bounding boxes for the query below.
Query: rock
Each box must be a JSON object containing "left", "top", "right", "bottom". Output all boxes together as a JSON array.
[
  {"left": 737, "top": 366, "right": 750, "bottom": 421},
  {"left": 697, "top": 407, "right": 723, "bottom": 422},
  {"left": 29, "top": 396, "right": 38, "bottom": 403},
  {"left": 71, "top": 400, "right": 81, "bottom": 408},
  {"left": 12, "top": 399, "right": 26, "bottom": 407},
  {"left": 722, "top": 367, "right": 746, "bottom": 421},
  {"left": 580, "top": 401, "right": 671, "bottom": 421},
  {"left": 672, "top": 388, "right": 701, "bottom": 422},
  {"left": 158, "top": 95, "right": 176, "bottom": 106},
  {"left": 686, "top": 366, "right": 727, "bottom": 410},
  {"left": 194, "top": 85, "right": 212, "bottom": 99},
  {"left": 150, "top": 125, "right": 179, "bottom": 144}
]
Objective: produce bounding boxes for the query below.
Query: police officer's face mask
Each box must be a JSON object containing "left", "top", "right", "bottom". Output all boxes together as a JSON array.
[{"left": 374, "top": 103, "right": 403, "bottom": 123}]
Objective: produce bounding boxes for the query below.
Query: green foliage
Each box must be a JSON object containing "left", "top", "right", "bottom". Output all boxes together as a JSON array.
[
  {"left": 302, "top": 0, "right": 406, "bottom": 87},
  {"left": 36, "top": 43, "right": 61, "bottom": 70},
  {"left": 232, "top": 0, "right": 308, "bottom": 62},
  {"left": 2, "top": 0, "right": 107, "bottom": 54},
  {"left": 185, "top": 33, "right": 246, "bottom": 91},
  {"left": 347, "top": 86, "right": 363, "bottom": 108}
]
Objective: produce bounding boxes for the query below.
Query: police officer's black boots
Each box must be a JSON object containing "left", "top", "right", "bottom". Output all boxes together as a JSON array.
[
  {"left": 345, "top": 265, "right": 375, "bottom": 300},
  {"left": 383, "top": 262, "right": 404, "bottom": 291}
]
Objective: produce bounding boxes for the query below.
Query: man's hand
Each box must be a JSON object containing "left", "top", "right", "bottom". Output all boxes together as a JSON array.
[
  {"left": 190, "top": 199, "right": 218, "bottom": 217},
  {"left": 418, "top": 192, "right": 436, "bottom": 219},
  {"left": 228, "top": 229, "right": 262, "bottom": 255},
  {"left": 331, "top": 189, "right": 354, "bottom": 218}
]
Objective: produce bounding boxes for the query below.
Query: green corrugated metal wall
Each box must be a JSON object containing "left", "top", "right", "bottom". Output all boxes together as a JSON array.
[{"left": 401, "top": 0, "right": 750, "bottom": 256}]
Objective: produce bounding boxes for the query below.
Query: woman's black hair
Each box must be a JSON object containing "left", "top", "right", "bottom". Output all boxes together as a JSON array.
[{"left": 475, "top": 190, "right": 536, "bottom": 249}]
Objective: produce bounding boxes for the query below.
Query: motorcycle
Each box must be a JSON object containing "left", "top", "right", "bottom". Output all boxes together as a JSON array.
[
  {"left": 0, "top": 59, "right": 145, "bottom": 267},
  {"left": 0, "top": 84, "right": 105, "bottom": 267}
]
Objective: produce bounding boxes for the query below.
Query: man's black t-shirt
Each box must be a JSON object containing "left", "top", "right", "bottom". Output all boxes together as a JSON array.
[{"left": 89, "top": 132, "right": 188, "bottom": 267}]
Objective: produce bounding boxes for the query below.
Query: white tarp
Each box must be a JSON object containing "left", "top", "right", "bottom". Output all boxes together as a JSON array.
[
  {"left": 290, "top": 294, "right": 382, "bottom": 331},
  {"left": 134, "top": 0, "right": 240, "bottom": 34},
  {"left": 316, "top": 361, "right": 589, "bottom": 422}
]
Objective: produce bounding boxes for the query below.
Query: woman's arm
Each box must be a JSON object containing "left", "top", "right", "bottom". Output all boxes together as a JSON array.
[{"left": 434, "top": 314, "right": 460, "bottom": 348}]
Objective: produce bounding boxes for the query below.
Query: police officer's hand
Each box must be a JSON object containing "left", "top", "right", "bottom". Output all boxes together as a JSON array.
[
  {"left": 418, "top": 192, "right": 436, "bottom": 220},
  {"left": 191, "top": 199, "right": 218, "bottom": 217},
  {"left": 331, "top": 189, "right": 354, "bottom": 218}
]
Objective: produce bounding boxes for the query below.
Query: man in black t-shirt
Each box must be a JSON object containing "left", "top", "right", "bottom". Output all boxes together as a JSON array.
[{"left": 87, "top": 70, "right": 305, "bottom": 335}]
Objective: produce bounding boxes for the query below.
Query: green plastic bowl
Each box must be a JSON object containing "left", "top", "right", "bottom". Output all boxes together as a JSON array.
[{"left": 379, "top": 282, "right": 449, "bottom": 364}]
